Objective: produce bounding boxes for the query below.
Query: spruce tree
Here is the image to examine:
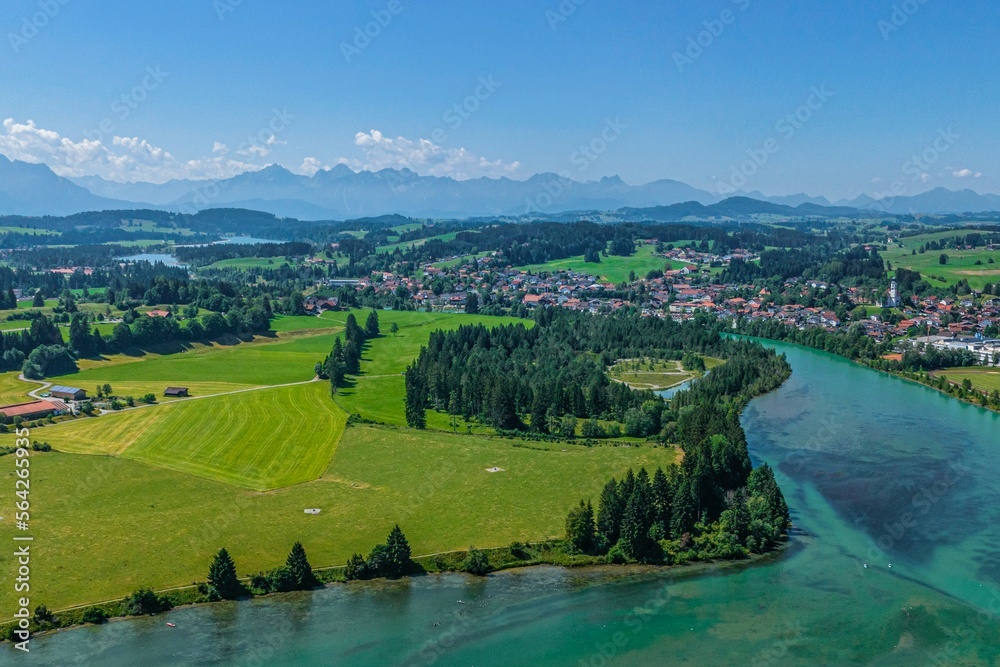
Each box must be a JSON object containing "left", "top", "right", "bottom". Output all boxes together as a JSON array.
[
  {"left": 207, "top": 548, "right": 243, "bottom": 600},
  {"left": 285, "top": 541, "right": 317, "bottom": 589},
  {"left": 404, "top": 364, "right": 426, "bottom": 428},
  {"left": 596, "top": 478, "right": 623, "bottom": 551},
  {"left": 385, "top": 525, "right": 412, "bottom": 576},
  {"left": 364, "top": 310, "right": 380, "bottom": 338}
]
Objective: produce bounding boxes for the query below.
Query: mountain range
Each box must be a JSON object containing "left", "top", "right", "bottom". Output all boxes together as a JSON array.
[{"left": 2, "top": 154, "right": 1000, "bottom": 219}]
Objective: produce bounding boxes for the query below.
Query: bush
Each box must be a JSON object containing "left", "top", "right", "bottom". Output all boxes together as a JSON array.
[
  {"left": 81, "top": 608, "right": 108, "bottom": 624},
  {"left": 122, "top": 588, "right": 172, "bottom": 616},
  {"left": 461, "top": 547, "right": 492, "bottom": 576}
]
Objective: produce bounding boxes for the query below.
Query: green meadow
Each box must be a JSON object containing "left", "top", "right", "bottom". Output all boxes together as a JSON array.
[
  {"left": 0, "top": 427, "right": 676, "bottom": 612},
  {"left": 937, "top": 367, "right": 1000, "bottom": 394},
  {"left": 882, "top": 230, "right": 1000, "bottom": 289},
  {"left": 518, "top": 244, "right": 686, "bottom": 283},
  {"left": 0, "top": 309, "right": 680, "bottom": 614}
]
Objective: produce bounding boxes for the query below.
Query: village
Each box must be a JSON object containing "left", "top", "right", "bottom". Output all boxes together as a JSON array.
[{"left": 308, "top": 240, "right": 1000, "bottom": 367}]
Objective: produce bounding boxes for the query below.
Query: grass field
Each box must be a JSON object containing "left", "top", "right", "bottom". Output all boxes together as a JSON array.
[
  {"left": 0, "top": 309, "right": 684, "bottom": 614},
  {"left": 936, "top": 367, "right": 1000, "bottom": 394},
  {"left": 609, "top": 358, "right": 696, "bottom": 390},
  {"left": 518, "top": 244, "right": 683, "bottom": 283},
  {"left": 4, "top": 380, "right": 343, "bottom": 490},
  {"left": 882, "top": 230, "right": 1000, "bottom": 290},
  {"left": 0, "top": 371, "right": 35, "bottom": 404},
  {"left": 0, "top": 426, "right": 677, "bottom": 611},
  {"left": 377, "top": 231, "right": 468, "bottom": 254},
  {"left": 204, "top": 256, "right": 290, "bottom": 270}
]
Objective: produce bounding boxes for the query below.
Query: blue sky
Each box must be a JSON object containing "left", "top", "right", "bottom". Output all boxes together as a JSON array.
[{"left": 1, "top": 0, "right": 997, "bottom": 200}]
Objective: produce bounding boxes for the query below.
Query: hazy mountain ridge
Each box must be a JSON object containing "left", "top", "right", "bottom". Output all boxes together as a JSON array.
[{"left": 3, "top": 156, "right": 1000, "bottom": 218}]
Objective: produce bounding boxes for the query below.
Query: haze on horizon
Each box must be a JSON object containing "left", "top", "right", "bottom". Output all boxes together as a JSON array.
[{"left": 1, "top": 0, "right": 997, "bottom": 201}]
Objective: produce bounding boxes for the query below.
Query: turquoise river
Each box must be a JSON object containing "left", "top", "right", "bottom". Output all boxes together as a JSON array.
[{"left": 5, "top": 341, "right": 1000, "bottom": 665}]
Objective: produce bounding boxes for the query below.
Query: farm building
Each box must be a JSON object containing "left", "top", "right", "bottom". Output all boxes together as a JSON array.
[
  {"left": 0, "top": 400, "right": 70, "bottom": 420},
  {"left": 49, "top": 386, "right": 87, "bottom": 401},
  {"left": 164, "top": 387, "right": 190, "bottom": 397}
]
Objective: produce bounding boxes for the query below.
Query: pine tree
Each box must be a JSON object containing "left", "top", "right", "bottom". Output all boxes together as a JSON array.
[
  {"left": 207, "top": 548, "right": 243, "bottom": 600},
  {"left": 365, "top": 310, "right": 380, "bottom": 338},
  {"left": 596, "top": 478, "right": 623, "bottom": 551},
  {"left": 285, "top": 541, "right": 317, "bottom": 589},
  {"left": 404, "top": 364, "right": 426, "bottom": 428},
  {"left": 344, "top": 313, "right": 364, "bottom": 345},
  {"left": 385, "top": 525, "right": 412, "bottom": 576},
  {"left": 620, "top": 469, "right": 655, "bottom": 562},
  {"left": 344, "top": 339, "right": 361, "bottom": 374},
  {"left": 651, "top": 467, "right": 674, "bottom": 540}
]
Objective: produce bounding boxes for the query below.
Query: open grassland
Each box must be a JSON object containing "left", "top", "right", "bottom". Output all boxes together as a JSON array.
[
  {"left": 203, "top": 256, "right": 289, "bottom": 270},
  {"left": 269, "top": 313, "right": 343, "bottom": 333},
  {"left": 376, "top": 230, "right": 467, "bottom": 254},
  {"left": 0, "top": 371, "right": 35, "bottom": 404},
  {"left": 67, "top": 333, "right": 331, "bottom": 388},
  {"left": 0, "top": 427, "right": 677, "bottom": 612},
  {"left": 609, "top": 358, "right": 696, "bottom": 390},
  {"left": 0, "top": 309, "right": 687, "bottom": 613},
  {"left": 518, "top": 244, "right": 685, "bottom": 283},
  {"left": 3, "top": 381, "right": 343, "bottom": 489},
  {"left": 936, "top": 367, "right": 1000, "bottom": 394},
  {"left": 882, "top": 230, "right": 1000, "bottom": 290}
]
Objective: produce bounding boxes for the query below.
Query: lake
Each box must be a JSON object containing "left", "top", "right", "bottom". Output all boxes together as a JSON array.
[
  {"left": 7, "top": 341, "right": 1000, "bottom": 665},
  {"left": 116, "top": 253, "right": 187, "bottom": 267}
]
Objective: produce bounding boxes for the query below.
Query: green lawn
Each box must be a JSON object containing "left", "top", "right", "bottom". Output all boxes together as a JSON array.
[
  {"left": 0, "top": 371, "right": 35, "bottom": 404},
  {"left": 4, "top": 381, "right": 342, "bottom": 490},
  {"left": 269, "top": 314, "right": 343, "bottom": 333},
  {"left": 519, "top": 244, "right": 674, "bottom": 283},
  {"left": 67, "top": 335, "right": 326, "bottom": 388},
  {"left": 882, "top": 230, "right": 1000, "bottom": 290},
  {"left": 936, "top": 367, "right": 1000, "bottom": 394},
  {"left": 376, "top": 231, "right": 468, "bottom": 254},
  {"left": 0, "top": 426, "right": 677, "bottom": 612},
  {"left": 203, "top": 256, "right": 289, "bottom": 270}
]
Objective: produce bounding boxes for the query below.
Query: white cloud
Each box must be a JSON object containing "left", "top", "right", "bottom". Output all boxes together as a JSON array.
[
  {"left": 953, "top": 168, "right": 983, "bottom": 179},
  {"left": 0, "top": 118, "right": 262, "bottom": 183},
  {"left": 0, "top": 119, "right": 525, "bottom": 184},
  {"left": 920, "top": 172, "right": 931, "bottom": 183},
  {"left": 295, "top": 157, "right": 327, "bottom": 176},
  {"left": 348, "top": 129, "right": 522, "bottom": 180}
]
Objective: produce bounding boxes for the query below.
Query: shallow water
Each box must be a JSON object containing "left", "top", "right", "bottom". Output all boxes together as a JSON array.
[{"left": 7, "top": 341, "right": 1000, "bottom": 666}]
